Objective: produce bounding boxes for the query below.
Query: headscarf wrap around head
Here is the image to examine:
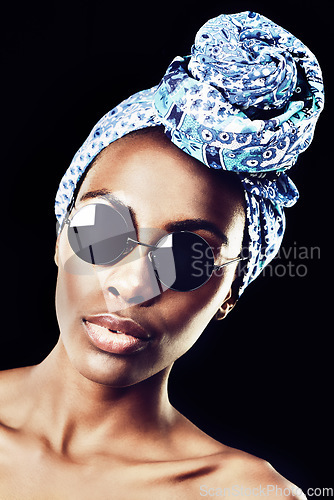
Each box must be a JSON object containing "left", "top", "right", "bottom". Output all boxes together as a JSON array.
[{"left": 55, "top": 11, "right": 324, "bottom": 297}]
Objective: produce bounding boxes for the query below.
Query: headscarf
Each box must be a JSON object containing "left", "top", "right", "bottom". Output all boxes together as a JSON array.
[{"left": 55, "top": 11, "right": 324, "bottom": 296}]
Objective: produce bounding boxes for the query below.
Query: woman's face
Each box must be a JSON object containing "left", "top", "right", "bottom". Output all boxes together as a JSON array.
[{"left": 55, "top": 129, "right": 245, "bottom": 387}]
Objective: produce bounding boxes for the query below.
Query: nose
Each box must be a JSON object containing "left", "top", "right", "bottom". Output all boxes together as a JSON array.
[{"left": 97, "top": 247, "right": 164, "bottom": 308}]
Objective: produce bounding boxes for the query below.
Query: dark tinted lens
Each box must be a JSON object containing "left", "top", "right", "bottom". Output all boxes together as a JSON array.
[
  {"left": 152, "top": 231, "right": 214, "bottom": 292},
  {"left": 68, "top": 204, "right": 132, "bottom": 265}
]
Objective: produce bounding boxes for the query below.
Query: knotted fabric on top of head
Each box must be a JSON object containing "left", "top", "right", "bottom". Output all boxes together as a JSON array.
[{"left": 55, "top": 11, "right": 324, "bottom": 297}]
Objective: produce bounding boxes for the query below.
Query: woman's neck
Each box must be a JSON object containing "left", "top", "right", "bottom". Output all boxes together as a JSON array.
[{"left": 25, "top": 338, "right": 177, "bottom": 458}]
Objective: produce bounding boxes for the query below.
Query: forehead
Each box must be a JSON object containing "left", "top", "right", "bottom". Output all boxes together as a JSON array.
[{"left": 77, "top": 129, "right": 245, "bottom": 236}]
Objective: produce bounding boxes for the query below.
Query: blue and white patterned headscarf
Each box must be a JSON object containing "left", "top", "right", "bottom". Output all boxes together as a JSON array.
[{"left": 55, "top": 11, "right": 324, "bottom": 296}]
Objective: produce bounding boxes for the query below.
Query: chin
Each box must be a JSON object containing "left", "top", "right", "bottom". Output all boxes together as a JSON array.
[{"left": 67, "top": 345, "right": 159, "bottom": 388}]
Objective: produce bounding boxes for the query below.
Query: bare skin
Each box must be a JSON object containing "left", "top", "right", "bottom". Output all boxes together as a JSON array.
[{"left": 0, "top": 129, "right": 305, "bottom": 499}]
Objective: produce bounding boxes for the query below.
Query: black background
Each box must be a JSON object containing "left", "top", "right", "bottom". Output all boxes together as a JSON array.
[{"left": 1, "top": 0, "right": 332, "bottom": 495}]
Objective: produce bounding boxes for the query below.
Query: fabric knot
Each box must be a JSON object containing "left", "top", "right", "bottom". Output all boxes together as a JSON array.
[
  {"left": 155, "top": 11, "right": 323, "bottom": 176},
  {"left": 189, "top": 11, "right": 299, "bottom": 111},
  {"left": 239, "top": 172, "right": 299, "bottom": 208}
]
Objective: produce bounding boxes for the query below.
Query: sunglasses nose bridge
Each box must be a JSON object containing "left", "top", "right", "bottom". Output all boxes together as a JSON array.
[{"left": 97, "top": 249, "right": 164, "bottom": 307}]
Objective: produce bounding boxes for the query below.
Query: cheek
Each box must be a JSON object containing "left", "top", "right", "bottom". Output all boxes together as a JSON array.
[
  {"left": 55, "top": 233, "right": 104, "bottom": 334},
  {"left": 55, "top": 268, "right": 88, "bottom": 335},
  {"left": 157, "top": 267, "right": 235, "bottom": 355}
]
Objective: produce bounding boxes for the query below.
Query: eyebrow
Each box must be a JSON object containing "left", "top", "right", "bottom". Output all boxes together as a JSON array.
[
  {"left": 79, "top": 189, "right": 228, "bottom": 245},
  {"left": 165, "top": 219, "right": 228, "bottom": 245},
  {"left": 79, "top": 188, "right": 120, "bottom": 204}
]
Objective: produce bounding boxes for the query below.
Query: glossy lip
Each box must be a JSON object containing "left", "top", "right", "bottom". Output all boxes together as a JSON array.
[{"left": 82, "top": 314, "right": 151, "bottom": 354}]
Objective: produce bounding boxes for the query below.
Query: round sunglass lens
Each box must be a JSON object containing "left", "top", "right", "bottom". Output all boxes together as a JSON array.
[
  {"left": 152, "top": 231, "right": 215, "bottom": 292},
  {"left": 68, "top": 204, "right": 131, "bottom": 265}
]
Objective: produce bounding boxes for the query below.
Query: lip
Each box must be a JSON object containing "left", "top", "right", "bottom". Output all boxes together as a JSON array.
[{"left": 82, "top": 314, "right": 151, "bottom": 354}]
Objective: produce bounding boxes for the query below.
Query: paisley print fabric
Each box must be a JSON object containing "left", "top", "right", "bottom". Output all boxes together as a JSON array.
[{"left": 55, "top": 11, "right": 324, "bottom": 296}]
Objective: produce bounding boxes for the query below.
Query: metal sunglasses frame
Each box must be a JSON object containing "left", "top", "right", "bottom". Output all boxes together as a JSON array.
[{"left": 63, "top": 201, "right": 247, "bottom": 273}]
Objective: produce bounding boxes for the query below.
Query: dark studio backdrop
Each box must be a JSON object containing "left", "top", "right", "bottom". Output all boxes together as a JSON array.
[{"left": 2, "top": 0, "right": 331, "bottom": 495}]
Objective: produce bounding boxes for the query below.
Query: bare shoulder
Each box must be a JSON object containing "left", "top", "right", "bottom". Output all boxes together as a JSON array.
[
  {"left": 0, "top": 365, "right": 33, "bottom": 395},
  {"left": 205, "top": 446, "right": 307, "bottom": 499},
  {"left": 171, "top": 413, "right": 306, "bottom": 499},
  {"left": 0, "top": 366, "right": 34, "bottom": 427}
]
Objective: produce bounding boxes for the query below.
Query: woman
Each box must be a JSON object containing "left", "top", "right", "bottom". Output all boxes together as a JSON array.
[{"left": 0, "top": 11, "right": 323, "bottom": 498}]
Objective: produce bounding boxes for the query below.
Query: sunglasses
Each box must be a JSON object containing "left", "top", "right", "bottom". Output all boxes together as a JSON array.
[{"left": 64, "top": 202, "right": 245, "bottom": 292}]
